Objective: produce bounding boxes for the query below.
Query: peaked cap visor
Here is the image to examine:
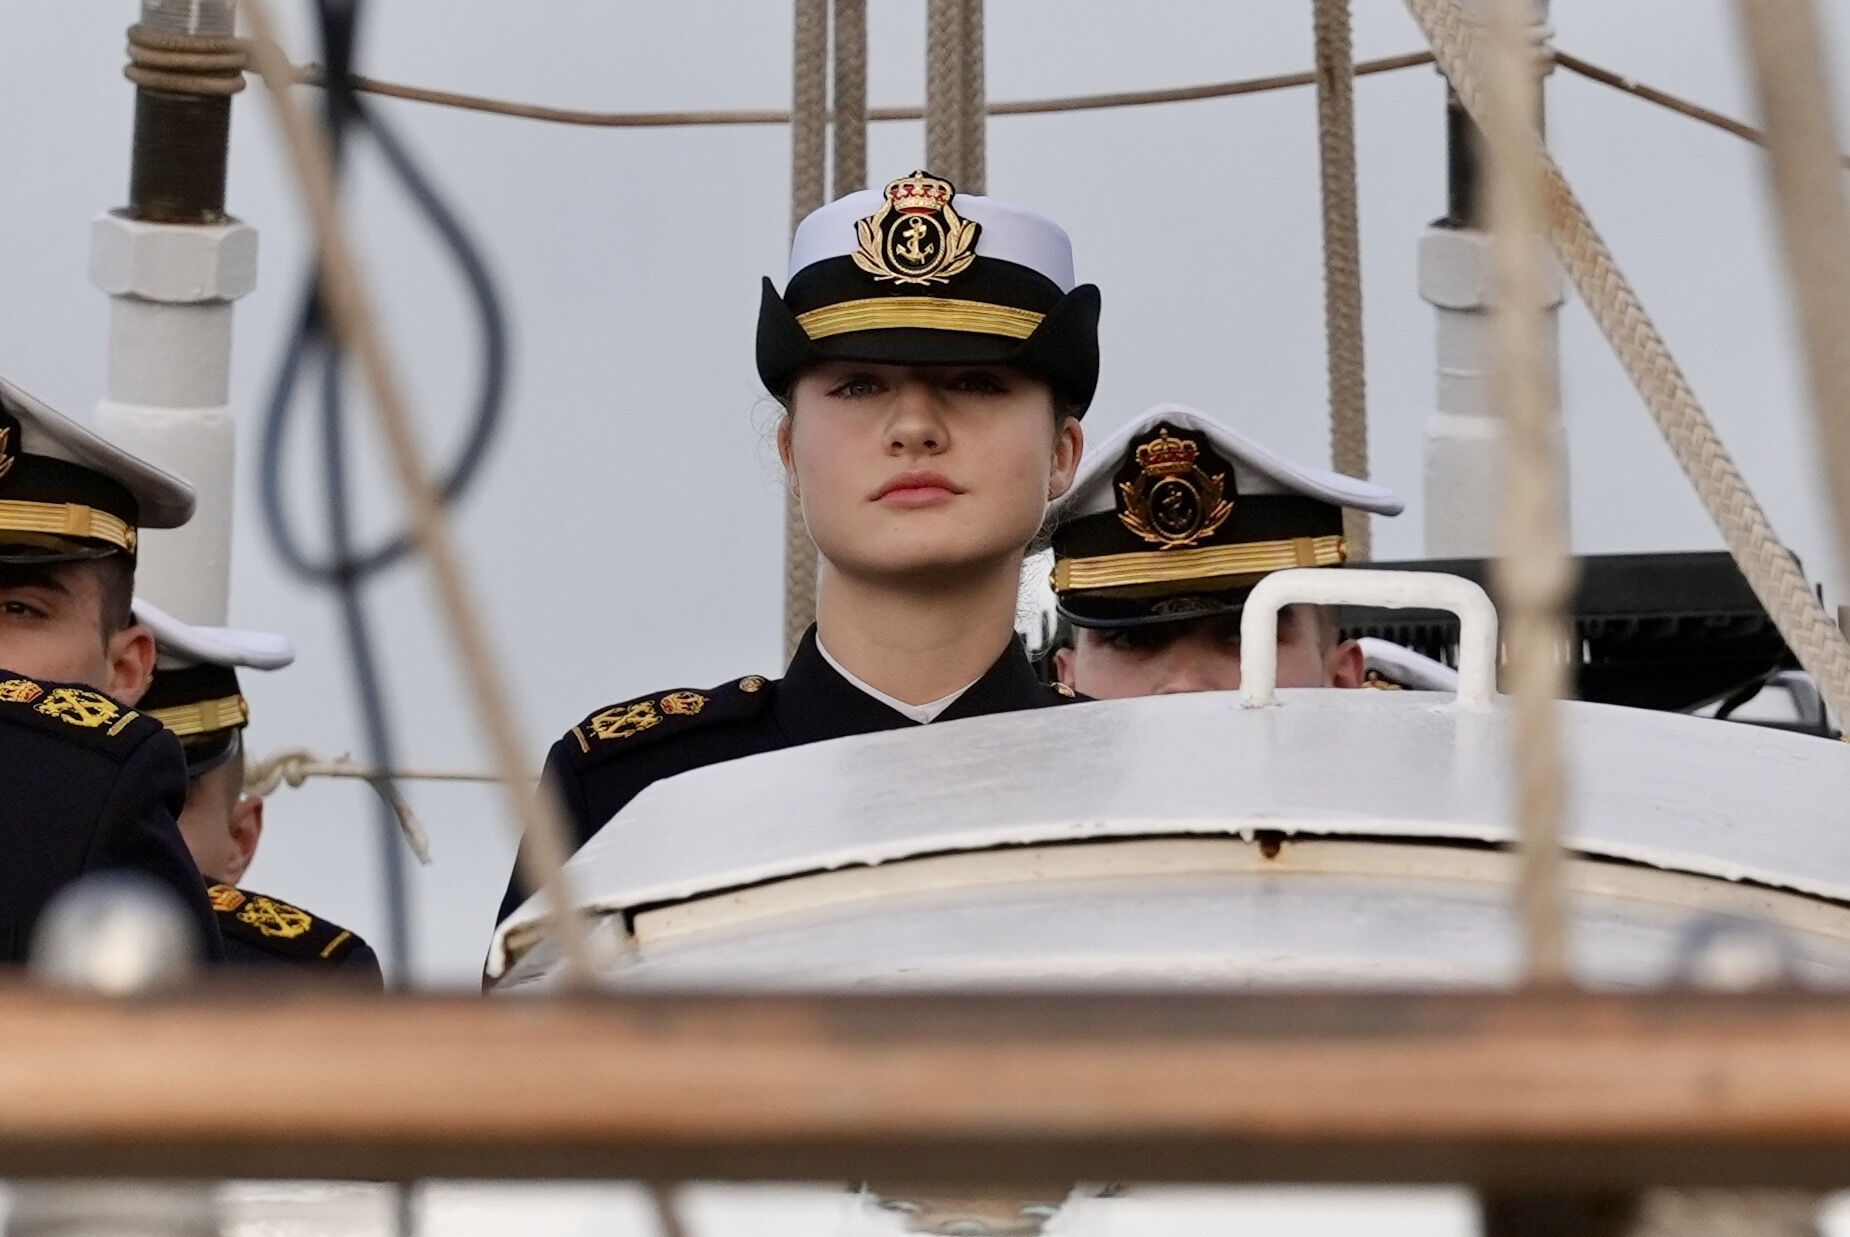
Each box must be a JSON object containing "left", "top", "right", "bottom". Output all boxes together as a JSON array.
[
  {"left": 757, "top": 269, "right": 1101, "bottom": 413},
  {"left": 1057, "top": 585, "right": 1255, "bottom": 631},
  {"left": 0, "top": 376, "right": 195, "bottom": 530}
]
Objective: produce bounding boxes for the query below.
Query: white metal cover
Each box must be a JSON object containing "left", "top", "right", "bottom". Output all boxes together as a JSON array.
[{"left": 489, "top": 690, "right": 1850, "bottom": 975}]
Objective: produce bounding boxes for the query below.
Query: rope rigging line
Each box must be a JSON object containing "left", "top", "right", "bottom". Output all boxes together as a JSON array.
[
  {"left": 1311, "top": 0, "right": 1373, "bottom": 562},
  {"left": 925, "top": 0, "right": 967, "bottom": 182},
  {"left": 1481, "top": 0, "right": 1573, "bottom": 986},
  {"left": 286, "top": 52, "right": 1437, "bottom": 128},
  {"left": 240, "top": 0, "right": 599, "bottom": 988},
  {"left": 1404, "top": 0, "right": 1850, "bottom": 728},
  {"left": 1735, "top": 0, "right": 1850, "bottom": 637},
  {"left": 784, "top": 0, "right": 830, "bottom": 661},
  {"left": 957, "top": 0, "right": 987, "bottom": 193},
  {"left": 831, "top": 0, "right": 869, "bottom": 193}
]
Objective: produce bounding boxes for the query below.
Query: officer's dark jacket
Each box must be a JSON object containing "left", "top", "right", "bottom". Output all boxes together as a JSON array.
[
  {"left": 497, "top": 626, "right": 1084, "bottom": 922},
  {"left": 207, "top": 881, "right": 384, "bottom": 988},
  {"left": 0, "top": 669, "right": 222, "bottom": 963}
]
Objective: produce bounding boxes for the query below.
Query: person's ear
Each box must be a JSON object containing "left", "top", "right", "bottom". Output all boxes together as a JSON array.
[
  {"left": 1047, "top": 417, "right": 1084, "bottom": 501},
  {"left": 776, "top": 414, "right": 800, "bottom": 498},
  {"left": 1329, "top": 639, "right": 1366, "bottom": 689},
  {"left": 222, "top": 796, "right": 265, "bottom": 886},
  {"left": 1052, "top": 646, "right": 1078, "bottom": 689},
  {"left": 105, "top": 623, "right": 158, "bottom": 705}
]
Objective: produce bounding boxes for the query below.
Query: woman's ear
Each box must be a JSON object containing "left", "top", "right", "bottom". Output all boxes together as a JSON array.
[
  {"left": 776, "top": 414, "right": 799, "bottom": 497},
  {"left": 1047, "top": 417, "right": 1084, "bottom": 501}
]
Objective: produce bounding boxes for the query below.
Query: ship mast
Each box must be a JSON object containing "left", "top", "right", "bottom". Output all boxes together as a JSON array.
[
  {"left": 92, "top": 0, "right": 253, "bottom": 625},
  {"left": 1419, "top": 0, "right": 1564, "bottom": 558}
]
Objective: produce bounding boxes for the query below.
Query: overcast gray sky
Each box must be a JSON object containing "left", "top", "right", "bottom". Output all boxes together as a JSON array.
[{"left": 5, "top": 1, "right": 1848, "bottom": 983}]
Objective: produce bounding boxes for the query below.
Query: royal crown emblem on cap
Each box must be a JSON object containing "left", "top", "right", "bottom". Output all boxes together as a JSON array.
[
  {"left": 1117, "top": 427, "right": 1236, "bottom": 548},
  {"left": 0, "top": 411, "right": 16, "bottom": 484},
  {"left": 853, "top": 170, "right": 982, "bottom": 286}
]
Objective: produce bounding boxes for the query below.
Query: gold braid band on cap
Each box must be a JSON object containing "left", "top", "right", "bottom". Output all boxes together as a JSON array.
[
  {"left": 0, "top": 500, "right": 137, "bottom": 552},
  {"left": 1052, "top": 535, "right": 1347, "bottom": 593},
  {"left": 147, "top": 694, "right": 250, "bottom": 739},
  {"left": 796, "top": 297, "right": 1045, "bottom": 341}
]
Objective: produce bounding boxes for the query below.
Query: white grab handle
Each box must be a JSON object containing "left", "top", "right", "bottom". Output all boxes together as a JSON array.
[{"left": 1239, "top": 568, "right": 1499, "bottom": 711}]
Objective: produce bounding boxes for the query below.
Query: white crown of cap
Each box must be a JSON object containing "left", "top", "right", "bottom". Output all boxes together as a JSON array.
[
  {"left": 787, "top": 183, "right": 1078, "bottom": 292},
  {"left": 1053, "top": 402, "right": 1405, "bottom": 523},
  {"left": 133, "top": 597, "right": 295, "bottom": 672},
  {"left": 0, "top": 374, "right": 195, "bottom": 529}
]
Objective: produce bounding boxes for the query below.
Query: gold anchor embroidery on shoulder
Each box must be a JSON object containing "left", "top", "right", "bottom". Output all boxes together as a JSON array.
[
  {"left": 238, "top": 896, "right": 311, "bottom": 940},
  {"left": 1117, "top": 427, "right": 1235, "bottom": 549},
  {"left": 853, "top": 170, "right": 981, "bottom": 286},
  {"left": 589, "top": 700, "right": 661, "bottom": 742},
  {"left": 659, "top": 691, "right": 707, "bottom": 717},
  {"left": 0, "top": 677, "right": 44, "bottom": 704},
  {"left": 35, "top": 686, "right": 121, "bottom": 729}
]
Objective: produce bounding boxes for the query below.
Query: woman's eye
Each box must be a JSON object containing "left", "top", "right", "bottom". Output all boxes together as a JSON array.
[
  {"left": 949, "top": 370, "right": 1006, "bottom": 394},
  {"left": 830, "top": 375, "right": 881, "bottom": 398}
]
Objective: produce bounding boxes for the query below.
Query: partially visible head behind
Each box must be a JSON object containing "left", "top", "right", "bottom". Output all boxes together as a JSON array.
[
  {"left": 0, "top": 375, "right": 194, "bottom": 700},
  {"left": 135, "top": 601, "right": 293, "bottom": 884},
  {"left": 762, "top": 173, "right": 1098, "bottom": 586},
  {"left": 1047, "top": 403, "right": 1402, "bottom": 700}
]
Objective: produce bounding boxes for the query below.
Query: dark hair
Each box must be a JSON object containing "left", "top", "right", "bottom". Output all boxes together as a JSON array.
[{"left": 94, "top": 554, "right": 135, "bottom": 643}]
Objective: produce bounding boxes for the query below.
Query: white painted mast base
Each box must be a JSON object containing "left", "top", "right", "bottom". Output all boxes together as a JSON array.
[
  {"left": 1418, "top": 224, "right": 1567, "bottom": 557},
  {"left": 90, "top": 212, "right": 257, "bottom": 626}
]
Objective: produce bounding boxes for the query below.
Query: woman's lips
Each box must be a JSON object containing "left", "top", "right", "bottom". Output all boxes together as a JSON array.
[{"left": 874, "top": 471, "right": 965, "bottom": 507}]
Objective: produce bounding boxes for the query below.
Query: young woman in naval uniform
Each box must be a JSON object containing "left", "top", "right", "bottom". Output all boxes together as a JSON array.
[{"left": 497, "top": 170, "right": 1101, "bottom": 923}]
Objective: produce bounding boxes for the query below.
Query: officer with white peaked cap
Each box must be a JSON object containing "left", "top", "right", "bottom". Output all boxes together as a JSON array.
[
  {"left": 135, "top": 599, "right": 383, "bottom": 984},
  {"left": 1047, "top": 403, "right": 1404, "bottom": 699},
  {"left": 0, "top": 374, "right": 222, "bottom": 961}
]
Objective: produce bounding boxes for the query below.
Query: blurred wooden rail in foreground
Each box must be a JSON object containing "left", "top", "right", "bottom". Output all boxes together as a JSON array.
[{"left": 4, "top": 985, "right": 1850, "bottom": 1185}]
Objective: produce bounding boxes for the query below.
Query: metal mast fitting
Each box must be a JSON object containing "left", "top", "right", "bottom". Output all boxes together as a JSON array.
[
  {"left": 1419, "top": 0, "right": 1564, "bottom": 559},
  {"left": 92, "top": 0, "right": 256, "bottom": 626}
]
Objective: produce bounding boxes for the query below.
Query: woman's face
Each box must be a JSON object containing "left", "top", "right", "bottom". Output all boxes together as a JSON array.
[{"left": 780, "top": 361, "right": 1083, "bottom": 584}]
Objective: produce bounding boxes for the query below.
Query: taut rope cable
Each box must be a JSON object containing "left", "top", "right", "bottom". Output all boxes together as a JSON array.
[
  {"left": 1736, "top": 0, "right": 1850, "bottom": 671},
  {"left": 1405, "top": 0, "right": 1850, "bottom": 729},
  {"left": 1312, "top": 0, "right": 1373, "bottom": 561},
  {"left": 831, "top": 0, "right": 869, "bottom": 193},
  {"left": 240, "top": 0, "right": 598, "bottom": 988},
  {"left": 958, "top": 0, "right": 987, "bottom": 194},
  {"left": 925, "top": 0, "right": 966, "bottom": 182},
  {"left": 784, "top": 0, "right": 829, "bottom": 662},
  {"left": 1482, "top": 0, "right": 1573, "bottom": 986}
]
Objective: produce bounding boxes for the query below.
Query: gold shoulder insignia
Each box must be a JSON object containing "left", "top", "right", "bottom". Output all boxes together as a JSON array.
[
  {"left": 659, "top": 690, "right": 707, "bottom": 716},
  {"left": 207, "top": 883, "right": 246, "bottom": 913},
  {"left": 1052, "top": 682, "right": 1077, "bottom": 698},
  {"left": 0, "top": 677, "right": 44, "bottom": 704},
  {"left": 35, "top": 686, "right": 123, "bottom": 730},
  {"left": 238, "top": 894, "right": 313, "bottom": 940},
  {"left": 567, "top": 676, "right": 775, "bottom": 765}
]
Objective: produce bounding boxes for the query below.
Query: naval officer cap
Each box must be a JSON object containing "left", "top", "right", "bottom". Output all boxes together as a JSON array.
[
  {"left": 0, "top": 374, "right": 194, "bottom": 564},
  {"left": 1048, "top": 403, "right": 1403, "bottom": 628},
  {"left": 133, "top": 598, "right": 294, "bottom": 776},
  {"left": 757, "top": 170, "right": 1103, "bottom": 412}
]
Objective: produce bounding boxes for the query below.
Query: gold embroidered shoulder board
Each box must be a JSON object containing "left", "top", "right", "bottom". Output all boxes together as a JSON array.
[
  {"left": 208, "top": 883, "right": 370, "bottom": 966},
  {"left": 0, "top": 671, "right": 154, "bottom": 755},
  {"left": 566, "top": 675, "right": 774, "bottom": 770}
]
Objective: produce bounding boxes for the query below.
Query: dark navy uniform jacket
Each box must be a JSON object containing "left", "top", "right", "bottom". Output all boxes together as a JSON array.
[
  {"left": 207, "top": 881, "right": 384, "bottom": 988},
  {"left": 497, "top": 626, "right": 1083, "bottom": 922},
  {"left": 0, "top": 669, "right": 222, "bottom": 963}
]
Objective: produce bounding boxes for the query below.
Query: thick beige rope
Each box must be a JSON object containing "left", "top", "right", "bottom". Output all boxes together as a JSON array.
[
  {"left": 784, "top": 0, "right": 829, "bottom": 661},
  {"left": 925, "top": 0, "right": 966, "bottom": 180},
  {"left": 239, "top": 0, "right": 598, "bottom": 987},
  {"left": 1736, "top": 0, "right": 1850, "bottom": 643},
  {"left": 1312, "top": 0, "right": 1372, "bottom": 561},
  {"left": 957, "top": 0, "right": 987, "bottom": 193},
  {"left": 1624, "top": 1191, "right": 1819, "bottom": 1237},
  {"left": 1405, "top": 0, "right": 1850, "bottom": 728},
  {"left": 1481, "top": 0, "right": 1573, "bottom": 986},
  {"left": 831, "top": 0, "right": 869, "bottom": 193},
  {"left": 242, "top": 749, "right": 436, "bottom": 865}
]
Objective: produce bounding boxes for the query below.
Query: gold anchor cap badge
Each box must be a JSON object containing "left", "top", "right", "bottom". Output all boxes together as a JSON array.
[{"left": 853, "top": 170, "right": 982, "bottom": 286}]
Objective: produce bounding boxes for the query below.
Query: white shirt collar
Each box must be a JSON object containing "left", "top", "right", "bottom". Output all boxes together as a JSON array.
[{"left": 816, "top": 638, "right": 977, "bottom": 724}]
